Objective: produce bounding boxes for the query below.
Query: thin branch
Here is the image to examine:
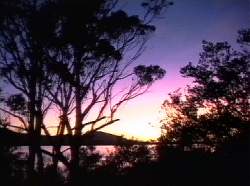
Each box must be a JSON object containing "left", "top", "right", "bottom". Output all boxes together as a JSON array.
[
  {"left": 0, "top": 107, "right": 28, "bottom": 130},
  {"left": 92, "top": 119, "right": 120, "bottom": 132},
  {"left": 72, "top": 116, "right": 106, "bottom": 131},
  {"left": 0, "top": 123, "right": 27, "bottom": 132}
]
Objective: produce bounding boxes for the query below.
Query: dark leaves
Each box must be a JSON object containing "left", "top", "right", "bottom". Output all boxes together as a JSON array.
[
  {"left": 238, "top": 28, "right": 250, "bottom": 45},
  {"left": 160, "top": 30, "right": 250, "bottom": 154},
  {"left": 134, "top": 65, "right": 166, "bottom": 85},
  {"left": 6, "top": 94, "right": 28, "bottom": 115}
]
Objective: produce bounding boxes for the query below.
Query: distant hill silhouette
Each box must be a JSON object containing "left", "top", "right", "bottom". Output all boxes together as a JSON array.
[{"left": 0, "top": 127, "right": 148, "bottom": 146}]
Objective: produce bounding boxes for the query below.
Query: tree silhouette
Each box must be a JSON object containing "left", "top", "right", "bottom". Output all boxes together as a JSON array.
[
  {"left": 156, "top": 29, "right": 250, "bottom": 186},
  {"left": 0, "top": 0, "right": 171, "bottom": 182},
  {"left": 0, "top": 1, "right": 44, "bottom": 177},
  {"left": 158, "top": 29, "right": 250, "bottom": 154},
  {"left": 103, "top": 144, "right": 152, "bottom": 175}
]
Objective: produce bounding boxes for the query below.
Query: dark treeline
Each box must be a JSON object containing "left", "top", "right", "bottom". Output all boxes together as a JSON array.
[
  {"left": 0, "top": 0, "right": 249, "bottom": 186},
  {"left": 156, "top": 28, "right": 250, "bottom": 186}
]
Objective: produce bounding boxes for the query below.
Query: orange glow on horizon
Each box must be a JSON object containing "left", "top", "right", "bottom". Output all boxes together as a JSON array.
[
  {"left": 3, "top": 69, "right": 191, "bottom": 141},
  {"left": 7, "top": 79, "right": 189, "bottom": 141}
]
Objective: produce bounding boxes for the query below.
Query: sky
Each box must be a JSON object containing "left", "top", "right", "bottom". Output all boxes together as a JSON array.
[
  {"left": 101, "top": 0, "right": 250, "bottom": 140},
  {"left": 5, "top": 0, "right": 249, "bottom": 141}
]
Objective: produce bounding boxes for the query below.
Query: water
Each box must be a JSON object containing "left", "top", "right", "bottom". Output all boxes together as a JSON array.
[
  {"left": 13, "top": 145, "right": 156, "bottom": 160},
  {"left": 12, "top": 145, "right": 157, "bottom": 169},
  {"left": 13, "top": 145, "right": 115, "bottom": 161}
]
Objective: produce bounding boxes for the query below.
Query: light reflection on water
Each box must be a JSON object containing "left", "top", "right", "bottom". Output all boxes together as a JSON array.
[
  {"left": 13, "top": 145, "right": 156, "bottom": 175},
  {"left": 14, "top": 146, "right": 116, "bottom": 172},
  {"left": 14, "top": 145, "right": 116, "bottom": 158},
  {"left": 14, "top": 145, "right": 156, "bottom": 163},
  {"left": 14, "top": 145, "right": 156, "bottom": 158}
]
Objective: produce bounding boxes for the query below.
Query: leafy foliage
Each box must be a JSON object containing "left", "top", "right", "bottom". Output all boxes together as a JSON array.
[
  {"left": 5, "top": 94, "right": 28, "bottom": 116},
  {"left": 134, "top": 65, "right": 166, "bottom": 85},
  {"left": 159, "top": 30, "right": 250, "bottom": 155}
]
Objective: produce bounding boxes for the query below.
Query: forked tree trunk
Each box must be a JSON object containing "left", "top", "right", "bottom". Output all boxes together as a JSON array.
[
  {"left": 52, "top": 113, "right": 72, "bottom": 169},
  {"left": 69, "top": 55, "right": 82, "bottom": 184}
]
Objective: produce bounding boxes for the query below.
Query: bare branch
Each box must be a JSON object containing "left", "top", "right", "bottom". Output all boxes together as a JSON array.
[
  {"left": 72, "top": 116, "right": 106, "bottom": 131},
  {"left": 92, "top": 119, "right": 120, "bottom": 132},
  {"left": 0, "top": 122, "right": 27, "bottom": 132},
  {"left": 0, "top": 107, "right": 28, "bottom": 130}
]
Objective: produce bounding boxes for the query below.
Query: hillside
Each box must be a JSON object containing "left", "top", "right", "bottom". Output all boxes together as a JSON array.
[{"left": 0, "top": 127, "right": 148, "bottom": 146}]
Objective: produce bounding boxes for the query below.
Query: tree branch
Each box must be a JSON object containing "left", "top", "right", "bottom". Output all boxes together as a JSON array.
[{"left": 0, "top": 107, "right": 28, "bottom": 130}]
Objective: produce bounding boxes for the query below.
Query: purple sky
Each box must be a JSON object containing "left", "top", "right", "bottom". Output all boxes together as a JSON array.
[
  {"left": 3, "top": 0, "right": 249, "bottom": 141},
  {"left": 102, "top": 0, "right": 250, "bottom": 140}
]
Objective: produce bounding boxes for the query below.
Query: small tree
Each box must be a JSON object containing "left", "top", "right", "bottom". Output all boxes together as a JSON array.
[
  {"left": 156, "top": 29, "right": 250, "bottom": 186},
  {"left": 158, "top": 29, "right": 250, "bottom": 155}
]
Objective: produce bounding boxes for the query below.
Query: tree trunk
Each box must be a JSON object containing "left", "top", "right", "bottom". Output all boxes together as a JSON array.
[
  {"left": 35, "top": 109, "right": 44, "bottom": 174},
  {"left": 27, "top": 93, "right": 36, "bottom": 179},
  {"left": 52, "top": 113, "right": 71, "bottom": 169},
  {"left": 69, "top": 53, "right": 82, "bottom": 184}
]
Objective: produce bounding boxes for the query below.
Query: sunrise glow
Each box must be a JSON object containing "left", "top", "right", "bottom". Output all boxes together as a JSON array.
[{"left": 3, "top": 0, "right": 249, "bottom": 142}]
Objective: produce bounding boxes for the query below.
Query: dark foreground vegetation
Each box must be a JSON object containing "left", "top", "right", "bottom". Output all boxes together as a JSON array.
[
  {"left": 0, "top": 138, "right": 249, "bottom": 186},
  {"left": 0, "top": 0, "right": 249, "bottom": 185}
]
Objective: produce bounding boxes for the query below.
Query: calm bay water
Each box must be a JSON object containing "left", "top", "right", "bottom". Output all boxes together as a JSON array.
[
  {"left": 14, "top": 145, "right": 115, "bottom": 158},
  {"left": 14, "top": 145, "right": 156, "bottom": 159}
]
